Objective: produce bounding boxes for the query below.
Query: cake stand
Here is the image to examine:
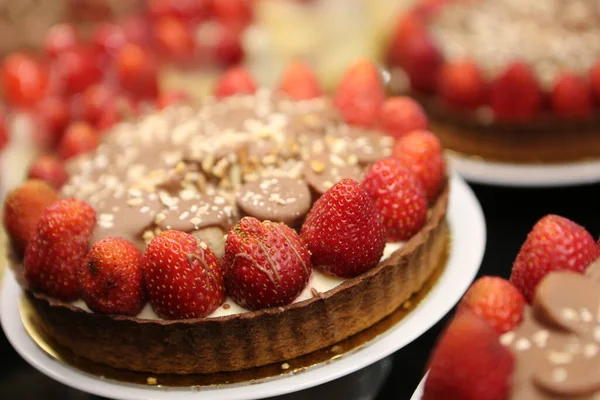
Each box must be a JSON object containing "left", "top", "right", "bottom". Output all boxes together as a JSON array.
[{"left": 1, "top": 173, "right": 485, "bottom": 400}]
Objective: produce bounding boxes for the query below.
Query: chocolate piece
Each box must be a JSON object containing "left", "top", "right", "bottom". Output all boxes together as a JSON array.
[
  {"left": 303, "top": 152, "right": 363, "bottom": 195},
  {"left": 504, "top": 272, "right": 600, "bottom": 399},
  {"left": 236, "top": 177, "right": 311, "bottom": 225},
  {"left": 155, "top": 192, "right": 236, "bottom": 232}
]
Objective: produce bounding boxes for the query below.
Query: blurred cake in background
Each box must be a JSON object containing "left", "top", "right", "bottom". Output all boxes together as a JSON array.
[
  {"left": 0, "top": 0, "right": 254, "bottom": 200},
  {"left": 243, "top": 0, "right": 417, "bottom": 91},
  {"left": 386, "top": 0, "right": 600, "bottom": 163}
]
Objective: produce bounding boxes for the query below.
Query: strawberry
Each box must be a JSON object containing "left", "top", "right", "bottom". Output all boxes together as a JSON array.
[
  {"left": 333, "top": 59, "right": 385, "bottom": 127},
  {"left": 95, "top": 95, "right": 138, "bottom": 132},
  {"left": 458, "top": 276, "right": 525, "bottom": 334},
  {"left": 378, "top": 96, "right": 428, "bottom": 139},
  {"left": 489, "top": 62, "right": 543, "bottom": 121},
  {"left": 362, "top": 158, "right": 427, "bottom": 241},
  {"left": 115, "top": 43, "right": 159, "bottom": 99},
  {"left": 277, "top": 62, "right": 323, "bottom": 100},
  {"left": 156, "top": 90, "right": 190, "bottom": 110},
  {"left": 510, "top": 215, "right": 600, "bottom": 303},
  {"left": 422, "top": 309, "right": 514, "bottom": 400},
  {"left": 24, "top": 199, "right": 96, "bottom": 301},
  {"left": 301, "top": 178, "right": 386, "bottom": 278},
  {"left": 44, "top": 23, "right": 79, "bottom": 59},
  {"left": 402, "top": 32, "right": 443, "bottom": 93},
  {"left": 143, "top": 230, "right": 224, "bottom": 319},
  {"left": 589, "top": 60, "right": 600, "bottom": 103},
  {"left": 3, "top": 180, "right": 59, "bottom": 255},
  {"left": 223, "top": 217, "right": 311, "bottom": 310},
  {"left": 438, "top": 60, "right": 487, "bottom": 109},
  {"left": 35, "top": 96, "right": 70, "bottom": 144},
  {"left": 213, "top": 67, "right": 257, "bottom": 99},
  {"left": 386, "top": 12, "right": 428, "bottom": 68},
  {"left": 153, "top": 16, "right": 196, "bottom": 63},
  {"left": 58, "top": 121, "right": 99, "bottom": 160},
  {"left": 78, "top": 237, "right": 145, "bottom": 315},
  {"left": 27, "top": 154, "right": 69, "bottom": 189},
  {"left": 53, "top": 45, "right": 103, "bottom": 95},
  {"left": 78, "top": 84, "right": 116, "bottom": 125},
  {"left": 550, "top": 72, "right": 593, "bottom": 119},
  {"left": 0, "top": 111, "right": 7, "bottom": 152},
  {"left": 212, "top": 0, "right": 253, "bottom": 30},
  {"left": 392, "top": 129, "right": 445, "bottom": 203}
]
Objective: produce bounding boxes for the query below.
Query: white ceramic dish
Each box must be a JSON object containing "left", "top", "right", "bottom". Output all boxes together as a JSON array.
[
  {"left": 410, "top": 373, "right": 427, "bottom": 400},
  {"left": 448, "top": 152, "right": 600, "bottom": 187},
  {"left": 1, "top": 173, "right": 485, "bottom": 400}
]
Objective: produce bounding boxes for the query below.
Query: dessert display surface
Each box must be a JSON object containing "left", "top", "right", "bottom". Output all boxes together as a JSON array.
[
  {"left": 386, "top": 0, "right": 600, "bottom": 185},
  {"left": 1, "top": 172, "right": 485, "bottom": 400}
]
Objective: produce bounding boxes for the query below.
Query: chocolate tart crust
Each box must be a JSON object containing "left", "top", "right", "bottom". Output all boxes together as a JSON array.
[{"left": 20, "top": 183, "right": 449, "bottom": 375}]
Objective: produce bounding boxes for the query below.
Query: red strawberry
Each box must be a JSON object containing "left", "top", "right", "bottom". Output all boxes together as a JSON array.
[
  {"left": 438, "top": 60, "right": 487, "bottom": 109},
  {"left": 44, "top": 23, "right": 79, "bottom": 58},
  {"left": 423, "top": 309, "right": 514, "bottom": 400},
  {"left": 392, "top": 129, "right": 445, "bottom": 203},
  {"left": 143, "top": 230, "right": 224, "bottom": 319},
  {"left": 223, "top": 217, "right": 311, "bottom": 310},
  {"left": 78, "top": 237, "right": 145, "bottom": 315},
  {"left": 213, "top": 66, "right": 257, "bottom": 98},
  {"left": 35, "top": 96, "right": 70, "bottom": 144},
  {"left": 24, "top": 199, "right": 96, "bottom": 301},
  {"left": 277, "top": 62, "right": 323, "bottom": 100},
  {"left": 91, "top": 22, "right": 127, "bottom": 57},
  {"left": 301, "top": 178, "right": 386, "bottom": 278},
  {"left": 115, "top": 43, "right": 159, "bottom": 99},
  {"left": 78, "top": 84, "right": 116, "bottom": 125},
  {"left": 2, "top": 53, "right": 49, "bottom": 109},
  {"left": 153, "top": 16, "right": 196, "bottom": 63},
  {"left": 95, "top": 95, "right": 138, "bottom": 132},
  {"left": 333, "top": 59, "right": 385, "bottom": 127},
  {"left": 489, "top": 62, "right": 543, "bottom": 121},
  {"left": 156, "top": 90, "right": 190, "bottom": 109},
  {"left": 458, "top": 276, "right": 525, "bottom": 334},
  {"left": 386, "top": 12, "right": 428, "bottom": 67},
  {"left": 0, "top": 111, "right": 7, "bottom": 152},
  {"left": 3, "top": 180, "right": 59, "bottom": 255},
  {"left": 212, "top": 0, "right": 253, "bottom": 29},
  {"left": 378, "top": 96, "right": 428, "bottom": 139},
  {"left": 53, "top": 46, "right": 103, "bottom": 95},
  {"left": 27, "top": 154, "right": 69, "bottom": 189},
  {"left": 550, "top": 72, "right": 593, "bottom": 119},
  {"left": 510, "top": 215, "right": 600, "bottom": 303},
  {"left": 589, "top": 60, "right": 600, "bottom": 102},
  {"left": 402, "top": 32, "right": 443, "bottom": 93},
  {"left": 148, "top": 0, "right": 211, "bottom": 23},
  {"left": 58, "top": 122, "right": 99, "bottom": 160},
  {"left": 362, "top": 158, "right": 427, "bottom": 241}
]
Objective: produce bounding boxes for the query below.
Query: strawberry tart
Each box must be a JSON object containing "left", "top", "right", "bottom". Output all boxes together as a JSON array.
[
  {"left": 421, "top": 214, "right": 600, "bottom": 399},
  {"left": 387, "top": 0, "right": 600, "bottom": 163},
  {"left": 3, "top": 60, "right": 450, "bottom": 375}
]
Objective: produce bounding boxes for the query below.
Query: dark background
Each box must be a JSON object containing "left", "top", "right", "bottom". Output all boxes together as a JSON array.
[{"left": 1, "top": 181, "right": 598, "bottom": 400}]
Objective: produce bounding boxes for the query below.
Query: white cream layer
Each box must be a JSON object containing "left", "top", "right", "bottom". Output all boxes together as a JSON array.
[{"left": 71, "top": 241, "right": 404, "bottom": 320}]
